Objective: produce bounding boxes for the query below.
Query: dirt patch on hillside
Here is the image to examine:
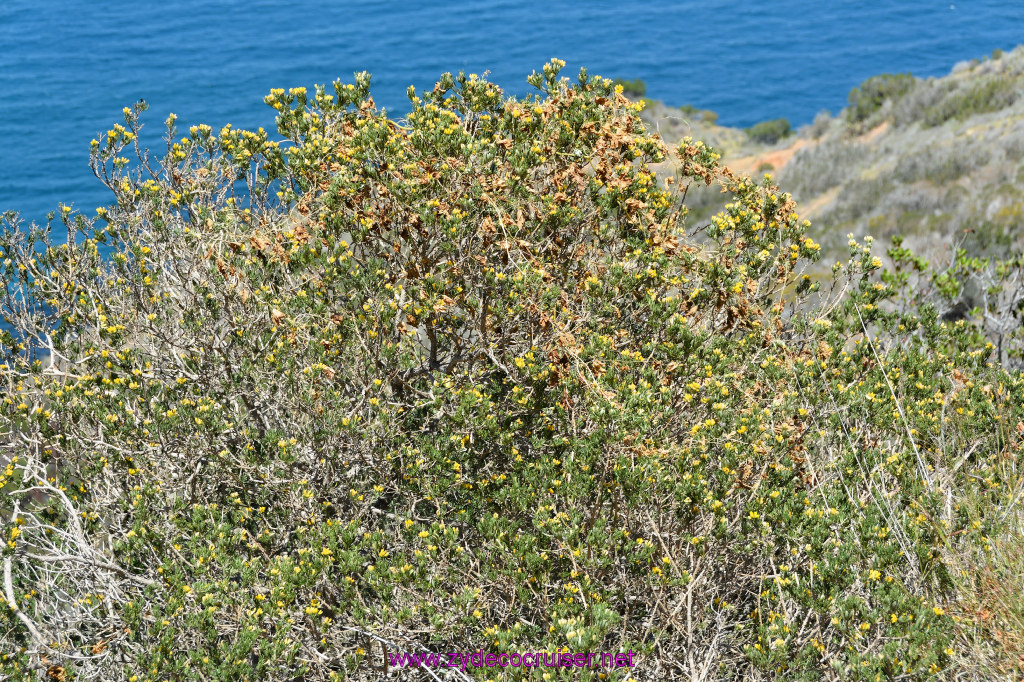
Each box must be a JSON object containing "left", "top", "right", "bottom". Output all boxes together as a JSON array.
[
  {"left": 728, "top": 138, "right": 814, "bottom": 176},
  {"left": 723, "top": 121, "right": 888, "bottom": 179},
  {"left": 801, "top": 186, "right": 841, "bottom": 219},
  {"left": 857, "top": 121, "right": 889, "bottom": 144}
]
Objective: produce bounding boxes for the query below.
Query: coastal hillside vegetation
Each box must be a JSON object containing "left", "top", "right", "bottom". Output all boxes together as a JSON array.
[
  {"left": 744, "top": 119, "right": 792, "bottom": 145},
  {"left": 2, "top": 61, "right": 1024, "bottom": 680},
  {"left": 644, "top": 46, "right": 1024, "bottom": 271}
]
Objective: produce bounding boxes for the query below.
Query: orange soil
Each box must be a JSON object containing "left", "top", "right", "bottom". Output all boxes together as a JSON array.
[
  {"left": 728, "top": 138, "right": 813, "bottom": 176},
  {"left": 801, "top": 186, "right": 841, "bottom": 217},
  {"left": 857, "top": 121, "right": 889, "bottom": 144},
  {"left": 725, "top": 121, "right": 889, "bottom": 177}
]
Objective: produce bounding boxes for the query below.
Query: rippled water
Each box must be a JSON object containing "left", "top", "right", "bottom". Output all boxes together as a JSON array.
[{"left": 2, "top": 0, "right": 1022, "bottom": 225}]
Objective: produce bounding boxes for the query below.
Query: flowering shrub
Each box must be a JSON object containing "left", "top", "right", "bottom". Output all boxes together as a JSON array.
[{"left": 1, "top": 62, "right": 1022, "bottom": 680}]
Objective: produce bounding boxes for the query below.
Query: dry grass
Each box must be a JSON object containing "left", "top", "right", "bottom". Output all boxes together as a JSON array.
[{"left": 944, "top": 457, "right": 1024, "bottom": 679}]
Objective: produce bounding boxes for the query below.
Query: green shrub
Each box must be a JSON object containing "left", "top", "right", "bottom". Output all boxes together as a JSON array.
[
  {"left": 846, "top": 73, "right": 916, "bottom": 124},
  {"left": 923, "top": 76, "right": 1019, "bottom": 127},
  {"left": 745, "top": 117, "right": 792, "bottom": 144},
  {"left": 2, "top": 63, "right": 1024, "bottom": 681},
  {"left": 807, "top": 110, "right": 833, "bottom": 139},
  {"left": 890, "top": 78, "right": 956, "bottom": 128}
]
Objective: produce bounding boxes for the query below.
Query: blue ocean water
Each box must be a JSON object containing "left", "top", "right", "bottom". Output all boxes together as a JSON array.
[{"left": 1, "top": 0, "right": 1022, "bottom": 227}]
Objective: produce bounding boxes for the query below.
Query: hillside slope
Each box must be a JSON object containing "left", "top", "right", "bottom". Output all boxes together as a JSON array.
[{"left": 642, "top": 45, "right": 1024, "bottom": 260}]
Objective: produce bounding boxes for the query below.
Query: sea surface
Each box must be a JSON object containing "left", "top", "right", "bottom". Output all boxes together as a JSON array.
[{"left": 2, "top": 0, "right": 1023, "bottom": 226}]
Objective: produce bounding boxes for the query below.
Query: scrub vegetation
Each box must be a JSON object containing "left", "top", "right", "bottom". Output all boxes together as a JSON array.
[
  {"left": 1, "top": 61, "right": 1023, "bottom": 680},
  {"left": 649, "top": 46, "right": 1024, "bottom": 270}
]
